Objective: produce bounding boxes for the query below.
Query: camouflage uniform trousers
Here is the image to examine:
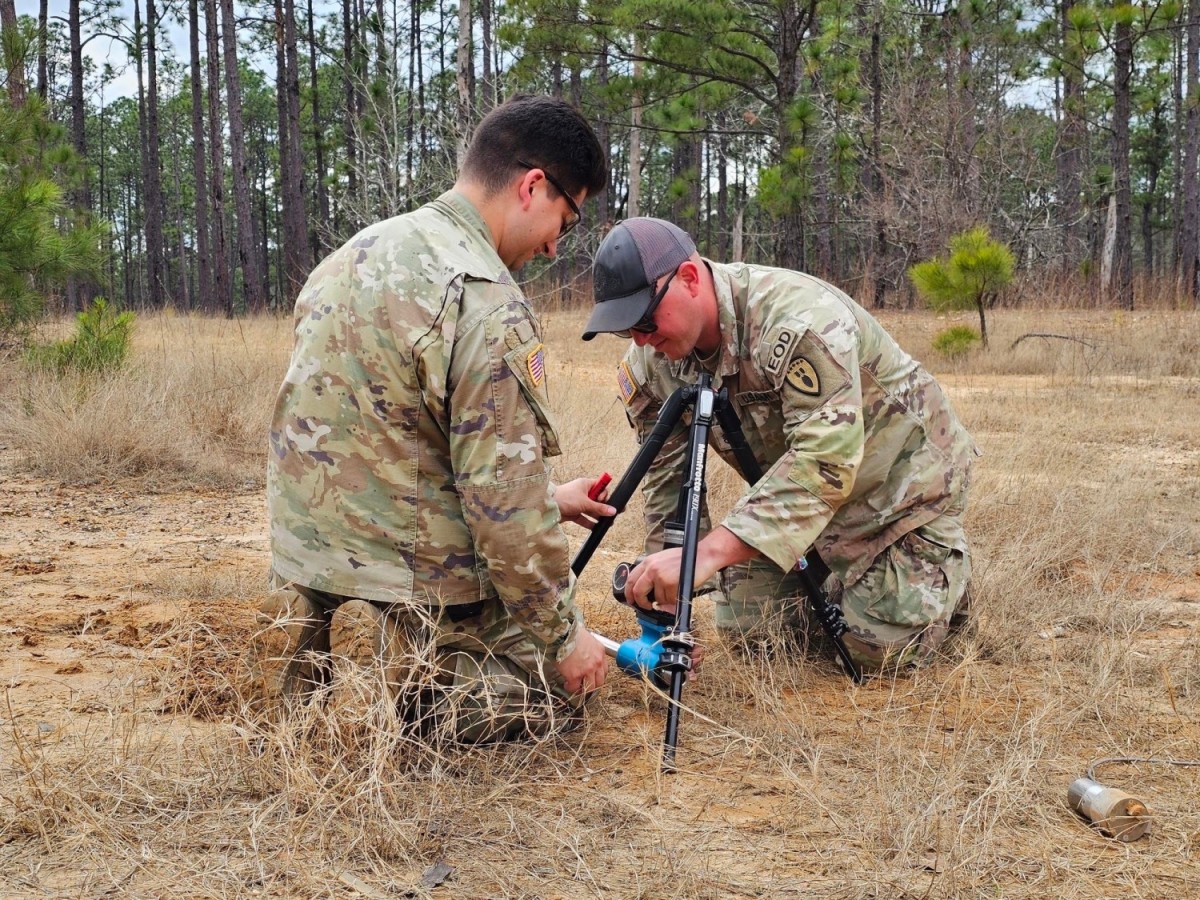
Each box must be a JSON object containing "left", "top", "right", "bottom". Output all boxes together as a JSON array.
[
  {"left": 715, "top": 491, "right": 972, "bottom": 671},
  {"left": 248, "top": 572, "right": 584, "bottom": 743}
]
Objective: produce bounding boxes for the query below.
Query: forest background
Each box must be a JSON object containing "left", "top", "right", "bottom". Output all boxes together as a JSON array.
[{"left": 6, "top": 0, "right": 1200, "bottom": 319}]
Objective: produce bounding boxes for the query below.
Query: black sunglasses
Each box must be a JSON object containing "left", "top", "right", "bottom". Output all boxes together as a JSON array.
[
  {"left": 615, "top": 269, "right": 678, "bottom": 338},
  {"left": 516, "top": 160, "right": 582, "bottom": 238}
]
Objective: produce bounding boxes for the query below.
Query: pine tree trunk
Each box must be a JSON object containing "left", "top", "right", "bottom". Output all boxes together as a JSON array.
[
  {"left": 143, "top": 0, "right": 166, "bottom": 308},
  {"left": 456, "top": 0, "right": 473, "bottom": 169},
  {"left": 342, "top": 0, "right": 358, "bottom": 233},
  {"left": 205, "top": 0, "right": 231, "bottom": 315},
  {"left": 307, "top": 0, "right": 330, "bottom": 251},
  {"left": 171, "top": 130, "right": 191, "bottom": 311},
  {"left": 1058, "top": 0, "right": 1086, "bottom": 275},
  {"left": 1112, "top": 18, "right": 1134, "bottom": 308},
  {"left": 221, "top": 0, "right": 267, "bottom": 312},
  {"left": 957, "top": 1, "right": 980, "bottom": 218},
  {"left": 1183, "top": 0, "right": 1200, "bottom": 297},
  {"left": 628, "top": 50, "right": 642, "bottom": 219},
  {"left": 867, "top": 7, "right": 887, "bottom": 307},
  {"left": 189, "top": 0, "right": 212, "bottom": 311},
  {"left": 772, "top": 1, "right": 813, "bottom": 271},
  {"left": 0, "top": 0, "right": 27, "bottom": 106},
  {"left": 68, "top": 0, "right": 94, "bottom": 309},
  {"left": 406, "top": 0, "right": 417, "bottom": 211},
  {"left": 37, "top": 0, "right": 48, "bottom": 97},
  {"left": 281, "top": 0, "right": 311, "bottom": 297},
  {"left": 1173, "top": 15, "right": 1184, "bottom": 277},
  {"left": 479, "top": 0, "right": 494, "bottom": 113},
  {"left": 716, "top": 129, "right": 728, "bottom": 259}
]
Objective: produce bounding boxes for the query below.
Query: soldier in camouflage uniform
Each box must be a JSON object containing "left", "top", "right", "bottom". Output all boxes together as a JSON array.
[
  {"left": 252, "top": 96, "right": 614, "bottom": 741},
  {"left": 581, "top": 218, "right": 980, "bottom": 672}
]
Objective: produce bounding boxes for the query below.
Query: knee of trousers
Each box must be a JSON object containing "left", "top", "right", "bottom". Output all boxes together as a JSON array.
[
  {"left": 429, "top": 647, "right": 584, "bottom": 744},
  {"left": 839, "top": 540, "right": 972, "bottom": 671},
  {"left": 714, "top": 559, "right": 807, "bottom": 640}
]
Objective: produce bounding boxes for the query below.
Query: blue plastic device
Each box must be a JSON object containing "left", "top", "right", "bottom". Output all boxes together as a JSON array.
[{"left": 614, "top": 613, "right": 671, "bottom": 690}]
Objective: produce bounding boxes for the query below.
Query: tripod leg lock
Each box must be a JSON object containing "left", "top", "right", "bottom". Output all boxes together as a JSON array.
[
  {"left": 811, "top": 599, "right": 850, "bottom": 640},
  {"left": 657, "top": 633, "right": 694, "bottom": 675}
]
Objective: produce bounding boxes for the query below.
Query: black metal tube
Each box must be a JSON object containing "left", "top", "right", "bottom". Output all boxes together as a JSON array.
[
  {"left": 661, "top": 376, "right": 715, "bottom": 772},
  {"left": 571, "top": 387, "right": 692, "bottom": 577}
]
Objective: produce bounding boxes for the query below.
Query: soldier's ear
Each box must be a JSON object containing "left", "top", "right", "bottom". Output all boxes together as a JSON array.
[
  {"left": 677, "top": 260, "right": 702, "bottom": 293},
  {"left": 515, "top": 168, "right": 541, "bottom": 211}
]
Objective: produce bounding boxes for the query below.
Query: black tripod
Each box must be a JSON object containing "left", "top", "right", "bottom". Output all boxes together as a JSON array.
[{"left": 571, "top": 374, "right": 862, "bottom": 773}]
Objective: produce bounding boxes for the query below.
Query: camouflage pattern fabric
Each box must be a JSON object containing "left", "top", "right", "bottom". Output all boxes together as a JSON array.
[
  {"left": 425, "top": 595, "right": 584, "bottom": 743},
  {"left": 267, "top": 190, "right": 584, "bottom": 717},
  {"left": 619, "top": 261, "right": 979, "bottom": 664},
  {"left": 836, "top": 484, "right": 972, "bottom": 667},
  {"left": 275, "top": 577, "right": 581, "bottom": 742},
  {"left": 715, "top": 558, "right": 808, "bottom": 644},
  {"left": 716, "top": 489, "right": 971, "bottom": 667}
]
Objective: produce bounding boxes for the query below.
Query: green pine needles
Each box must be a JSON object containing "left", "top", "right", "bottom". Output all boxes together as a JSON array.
[
  {"left": 932, "top": 324, "right": 982, "bottom": 360},
  {"left": 27, "top": 299, "right": 135, "bottom": 375},
  {"left": 0, "top": 94, "right": 105, "bottom": 340},
  {"left": 909, "top": 226, "right": 1015, "bottom": 349}
]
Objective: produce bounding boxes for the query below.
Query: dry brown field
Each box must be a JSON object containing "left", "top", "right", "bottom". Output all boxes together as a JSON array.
[{"left": 1, "top": 306, "right": 1197, "bottom": 898}]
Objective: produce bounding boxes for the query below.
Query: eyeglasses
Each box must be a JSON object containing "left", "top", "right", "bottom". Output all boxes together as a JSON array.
[
  {"left": 516, "top": 159, "right": 582, "bottom": 238},
  {"left": 615, "top": 269, "right": 678, "bottom": 338}
]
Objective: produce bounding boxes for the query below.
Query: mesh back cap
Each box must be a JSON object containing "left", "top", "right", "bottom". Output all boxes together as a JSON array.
[{"left": 583, "top": 218, "right": 696, "bottom": 340}]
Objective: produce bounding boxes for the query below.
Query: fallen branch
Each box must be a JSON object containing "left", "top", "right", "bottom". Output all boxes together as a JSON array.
[{"left": 1009, "top": 332, "right": 1097, "bottom": 351}]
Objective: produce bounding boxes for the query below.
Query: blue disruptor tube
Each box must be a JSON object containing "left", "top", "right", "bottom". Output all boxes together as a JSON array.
[
  {"left": 596, "top": 561, "right": 674, "bottom": 690},
  {"left": 614, "top": 615, "right": 671, "bottom": 690}
]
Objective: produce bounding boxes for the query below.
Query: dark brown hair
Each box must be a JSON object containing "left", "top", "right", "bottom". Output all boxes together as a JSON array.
[{"left": 461, "top": 95, "right": 608, "bottom": 201}]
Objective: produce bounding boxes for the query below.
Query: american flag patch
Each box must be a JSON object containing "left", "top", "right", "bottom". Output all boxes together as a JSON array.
[
  {"left": 617, "top": 361, "right": 638, "bottom": 405},
  {"left": 526, "top": 343, "right": 546, "bottom": 387}
]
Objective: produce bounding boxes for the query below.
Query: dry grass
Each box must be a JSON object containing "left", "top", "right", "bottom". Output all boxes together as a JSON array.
[
  {"left": 0, "top": 312, "right": 288, "bottom": 488},
  {"left": 1, "top": 306, "right": 1198, "bottom": 897}
]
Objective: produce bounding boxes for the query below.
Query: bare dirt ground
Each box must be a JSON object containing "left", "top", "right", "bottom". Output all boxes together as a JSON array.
[{"left": 1, "top": 308, "right": 1198, "bottom": 897}]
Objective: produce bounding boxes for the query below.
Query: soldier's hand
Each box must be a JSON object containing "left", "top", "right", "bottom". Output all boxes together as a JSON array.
[
  {"left": 554, "top": 477, "right": 617, "bottom": 530},
  {"left": 626, "top": 549, "right": 684, "bottom": 615},
  {"left": 627, "top": 528, "right": 756, "bottom": 615},
  {"left": 558, "top": 628, "right": 608, "bottom": 695}
]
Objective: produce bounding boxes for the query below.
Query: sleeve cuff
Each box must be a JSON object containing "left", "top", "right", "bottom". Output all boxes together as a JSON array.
[
  {"left": 721, "top": 513, "right": 806, "bottom": 574},
  {"left": 553, "top": 613, "right": 584, "bottom": 664}
]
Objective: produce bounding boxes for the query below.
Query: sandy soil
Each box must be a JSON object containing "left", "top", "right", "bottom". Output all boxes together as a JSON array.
[
  {"left": 0, "top": 457, "right": 264, "bottom": 728},
  {"left": 2, "top": 353, "right": 1199, "bottom": 896}
]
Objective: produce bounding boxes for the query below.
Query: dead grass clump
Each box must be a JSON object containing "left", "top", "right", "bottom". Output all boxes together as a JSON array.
[
  {"left": 148, "top": 565, "right": 263, "bottom": 603},
  {"left": 0, "top": 313, "right": 290, "bottom": 488},
  {"left": 2, "top": 614, "right": 614, "bottom": 895}
]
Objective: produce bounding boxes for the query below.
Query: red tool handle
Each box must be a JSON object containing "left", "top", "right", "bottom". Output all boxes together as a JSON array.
[{"left": 587, "top": 472, "right": 612, "bottom": 501}]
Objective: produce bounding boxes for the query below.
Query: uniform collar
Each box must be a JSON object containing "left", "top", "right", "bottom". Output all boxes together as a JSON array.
[{"left": 428, "top": 190, "right": 512, "bottom": 282}]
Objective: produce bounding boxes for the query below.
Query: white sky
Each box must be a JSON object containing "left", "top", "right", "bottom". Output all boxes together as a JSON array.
[{"left": 38, "top": 0, "right": 287, "bottom": 103}]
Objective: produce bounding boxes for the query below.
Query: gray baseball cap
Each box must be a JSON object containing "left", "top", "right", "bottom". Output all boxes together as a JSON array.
[{"left": 582, "top": 217, "right": 696, "bottom": 340}]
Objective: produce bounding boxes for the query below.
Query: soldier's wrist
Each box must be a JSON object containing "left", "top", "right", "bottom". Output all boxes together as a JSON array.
[{"left": 553, "top": 614, "right": 583, "bottom": 663}]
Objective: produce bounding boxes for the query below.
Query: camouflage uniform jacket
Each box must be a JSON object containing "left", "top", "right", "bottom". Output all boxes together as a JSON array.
[
  {"left": 619, "top": 261, "right": 979, "bottom": 587},
  {"left": 268, "top": 191, "right": 582, "bottom": 661}
]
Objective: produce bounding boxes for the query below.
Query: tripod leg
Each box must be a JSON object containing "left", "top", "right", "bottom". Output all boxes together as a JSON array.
[
  {"left": 659, "top": 376, "right": 720, "bottom": 772},
  {"left": 570, "top": 386, "right": 694, "bottom": 577}
]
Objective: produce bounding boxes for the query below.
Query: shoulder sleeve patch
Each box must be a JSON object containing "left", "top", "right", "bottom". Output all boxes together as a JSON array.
[
  {"left": 762, "top": 326, "right": 801, "bottom": 378},
  {"left": 617, "top": 360, "right": 639, "bottom": 406},
  {"left": 778, "top": 331, "right": 851, "bottom": 414},
  {"left": 526, "top": 343, "right": 546, "bottom": 387},
  {"left": 785, "top": 357, "right": 820, "bottom": 395}
]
